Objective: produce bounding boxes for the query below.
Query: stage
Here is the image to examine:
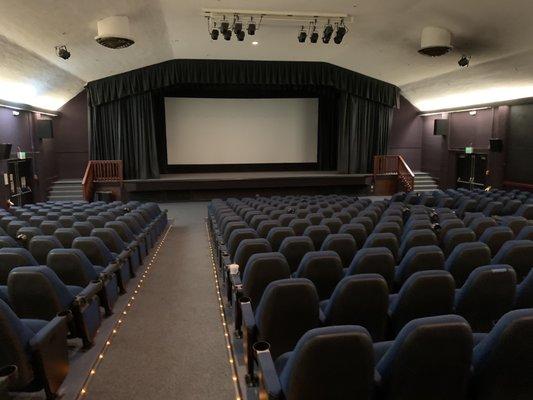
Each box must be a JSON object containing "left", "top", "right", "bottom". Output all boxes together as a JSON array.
[{"left": 123, "top": 171, "right": 372, "bottom": 201}]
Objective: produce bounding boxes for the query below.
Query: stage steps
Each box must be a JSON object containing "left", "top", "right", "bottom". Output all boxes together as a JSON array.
[
  {"left": 413, "top": 172, "right": 439, "bottom": 192},
  {"left": 48, "top": 179, "right": 84, "bottom": 201}
]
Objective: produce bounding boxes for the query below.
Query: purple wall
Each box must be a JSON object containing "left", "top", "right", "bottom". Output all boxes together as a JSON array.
[
  {"left": 52, "top": 90, "right": 89, "bottom": 179},
  {"left": 388, "top": 97, "right": 422, "bottom": 170}
]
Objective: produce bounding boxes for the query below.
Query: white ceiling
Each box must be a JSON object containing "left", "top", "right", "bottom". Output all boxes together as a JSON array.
[{"left": 1, "top": 0, "right": 533, "bottom": 111}]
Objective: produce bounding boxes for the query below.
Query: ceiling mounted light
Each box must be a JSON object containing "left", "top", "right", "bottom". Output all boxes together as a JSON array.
[
  {"left": 458, "top": 55, "right": 471, "bottom": 67},
  {"left": 309, "top": 20, "right": 318, "bottom": 43},
  {"left": 236, "top": 30, "right": 245, "bottom": 41},
  {"left": 223, "top": 29, "right": 232, "bottom": 41},
  {"left": 298, "top": 26, "right": 307, "bottom": 43},
  {"left": 418, "top": 26, "right": 452, "bottom": 57},
  {"left": 322, "top": 22, "right": 334, "bottom": 44},
  {"left": 333, "top": 21, "right": 346, "bottom": 44},
  {"left": 233, "top": 17, "right": 243, "bottom": 34},
  {"left": 210, "top": 21, "right": 219, "bottom": 40},
  {"left": 95, "top": 16, "right": 135, "bottom": 49},
  {"left": 247, "top": 17, "right": 256, "bottom": 35},
  {"left": 220, "top": 17, "right": 230, "bottom": 34},
  {"left": 55, "top": 45, "right": 71, "bottom": 60}
]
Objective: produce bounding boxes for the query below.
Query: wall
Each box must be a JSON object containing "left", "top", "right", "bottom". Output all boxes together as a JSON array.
[
  {"left": 388, "top": 96, "right": 422, "bottom": 170},
  {"left": 506, "top": 103, "right": 533, "bottom": 184},
  {"left": 52, "top": 90, "right": 89, "bottom": 179}
]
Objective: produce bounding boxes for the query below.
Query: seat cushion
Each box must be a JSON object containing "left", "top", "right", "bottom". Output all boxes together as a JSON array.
[
  {"left": 22, "top": 318, "right": 48, "bottom": 334},
  {"left": 66, "top": 285, "right": 84, "bottom": 297}
]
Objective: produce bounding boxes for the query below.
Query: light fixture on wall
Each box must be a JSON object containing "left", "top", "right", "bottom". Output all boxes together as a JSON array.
[
  {"left": 55, "top": 45, "right": 71, "bottom": 60},
  {"left": 333, "top": 20, "right": 347, "bottom": 44},
  {"left": 309, "top": 21, "right": 319, "bottom": 43},
  {"left": 322, "top": 21, "right": 334, "bottom": 44},
  {"left": 12, "top": 110, "right": 20, "bottom": 116},
  {"left": 297, "top": 26, "right": 307, "bottom": 43}
]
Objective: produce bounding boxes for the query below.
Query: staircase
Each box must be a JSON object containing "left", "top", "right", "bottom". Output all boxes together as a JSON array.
[
  {"left": 48, "top": 179, "right": 84, "bottom": 201},
  {"left": 413, "top": 172, "right": 439, "bottom": 192}
]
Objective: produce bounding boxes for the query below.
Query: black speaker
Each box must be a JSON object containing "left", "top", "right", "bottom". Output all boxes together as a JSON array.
[
  {"left": 36, "top": 119, "right": 53, "bottom": 139},
  {"left": 434, "top": 119, "right": 449, "bottom": 136},
  {"left": 490, "top": 138, "right": 503, "bottom": 152},
  {"left": 0, "top": 144, "right": 12, "bottom": 160}
]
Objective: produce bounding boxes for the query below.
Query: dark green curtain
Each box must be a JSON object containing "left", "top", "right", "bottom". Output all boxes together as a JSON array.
[
  {"left": 90, "top": 92, "right": 159, "bottom": 179},
  {"left": 336, "top": 93, "right": 394, "bottom": 174}
]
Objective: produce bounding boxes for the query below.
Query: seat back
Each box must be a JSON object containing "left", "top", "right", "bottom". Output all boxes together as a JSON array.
[
  {"left": 445, "top": 242, "right": 492, "bottom": 287},
  {"left": 339, "top": 223, "right": 368, "bottom": 248},
  {"left": 233, "top": 238, "right": 272, "bottom": 276},
  {"left": 0, "top": 299, "right": 36, "bottom": 389},
  {"left": 72, "top": 236, "right": 114, "bottom": 266},
  {"left": 8, "top": 266, "right": 74, "bottom": 320},
  {"left": 227, "top": 228, "right": 259, "bottom": 259},
  {"left": 492, "top": 240, "right": 533, "bottom": 281},
  {"left": 455, "top": 265, "right": 517, "bottom": 332},
  {"left": 390, "top": 270, "right": 455, "bottom": 336},
  {"left": 53, "top": 228, "right": 81, "bottom": 248},
  {"left": 256, "top": 220, "right": 281, "bottom": 238},
  {"left": 288, "top": 219, "right": 311, "bottom": 236},
  {"left": 279, "top": 326, "right": 374, "bottom": 400},
  {"left": 295, "top": 251, "right": 344, "bottom": 300},
  {"left": 377, "top": 315, "right": 473, "bottom": 400},
  {"left": 91, "top": 228, "right": 127, "bottom": 254},
  {"left": 28, "top": 236, "right": 64, "bottom": 265},
  {"left": 255, "top": 279, "right": 319, "bottom": 359},
  {"left": 242, "top": 252, "right": 291, "bottom": 309},
  {"left": 319, "top": 233, "right": 357, "bottom": 268},
  {"left": 278, "top": 236, "right": 315, "bottom": 273},
  {"left": 395, "top": 245, "right": 445, "bottom": 287},
  {"left": 472, "top": 309, "right": 533, "bottom": 400},
  {"left": 39, "top": 221, "right": 61, "bottom": 235},
  {"left": 105, "top": 221, "right": 135, "bottom": 243},
  {"left": 323, "top": 274, "right": 389, "bottom": 341},
  {"left": 320, "top": 217, "right": 343, "bottom": 234},
  {"left": 442, "top": 227, "right": 476, "bottom": 256},
  {"left": 0, "top": 248, "right": 38, "bottom": 284},
  {"left": 47, "top": 248, "right": 98, "bottom": 286}
]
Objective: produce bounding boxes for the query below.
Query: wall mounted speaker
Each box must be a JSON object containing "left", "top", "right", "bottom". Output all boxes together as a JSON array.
[
  {"left": 434, "top": 119, "right": 449, "bottom": 136},
  {"left": 490, "top": 138, "right": 503, "bottom": 152}
]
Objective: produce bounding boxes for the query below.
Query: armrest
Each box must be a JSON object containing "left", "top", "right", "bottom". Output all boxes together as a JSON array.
[
  {"left": 256, "top": 345, "right": 282, "bottom": 399},
  {"left": 230, "top": 273, "right": 243, "bottom": 295},
  {"left": 241, "top": 297, "right": 258, "bottom": 380},
  {"left": 30, "top": 315, "right": 68, "bottom": 351},
  {"left": 373, "top": 341, "right": 394, "bottom": 364},
  {"left": 74, "top": 281, "right": 103, "bottom": 307},
  {"left": 100, "top": 261, "right": 121, "bottom": 277}
]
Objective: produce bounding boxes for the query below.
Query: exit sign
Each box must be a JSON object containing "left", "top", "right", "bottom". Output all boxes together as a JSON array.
[{"left": 465, "top": 146, "right": 474, "bottom": 154}]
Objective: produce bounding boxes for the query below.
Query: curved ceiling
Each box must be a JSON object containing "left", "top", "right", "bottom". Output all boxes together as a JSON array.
[{"left": 0, "top": 0, "right": 532, "bottom": 111}]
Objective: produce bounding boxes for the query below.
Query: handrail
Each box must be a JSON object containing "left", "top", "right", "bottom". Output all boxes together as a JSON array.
[
  {"left": 374, "top": 155, "right": 415, "bottom": 192},
  {"left": 82, "top": 160, "right": 123, "bottom": 201}
]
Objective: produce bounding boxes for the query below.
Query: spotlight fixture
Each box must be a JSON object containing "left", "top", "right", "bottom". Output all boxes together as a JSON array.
[
  {"left": 233, "top": 18, "right": 243, "bottom": 35},
  {"left": 236, "top": 30, "right": 245, "bottom": 41},
  {"left": 298, "top": 26, "right": 307, "bottom": 43},
  {"left": 223, "top": 29, "right": 232, "bottom": 41},
  {"left": 458, "top": 55, "right": 471, "bottom": 67},
  {"left": 210, "top": 22, "right": 219, "bottom": 40},
  {"left": 309, "top": 21, "right": 319, "bottom": 43},
  {"left": 247, "top": 17, "right": 256, "bottom": 35},
  {"left": 333, "top": 21, "right": 346, "bottom": 44},
  {"left": 322, "top": 22, "right": 334, "bottom": 44},
  {"left": 55, "top": 45, "right": 71, "bottom": 60},
  {"left": 220, "top": 17, "right": 230, "bottom": 34}
]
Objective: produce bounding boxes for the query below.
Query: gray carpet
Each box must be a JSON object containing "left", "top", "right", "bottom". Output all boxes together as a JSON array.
[{"left": 86, "top": 202, "right": 235, "bottom": 400}]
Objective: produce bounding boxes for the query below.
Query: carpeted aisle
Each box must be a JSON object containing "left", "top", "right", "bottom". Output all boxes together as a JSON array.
[{"left": 85, "top": 202, "right": 235, "bottom": 400}]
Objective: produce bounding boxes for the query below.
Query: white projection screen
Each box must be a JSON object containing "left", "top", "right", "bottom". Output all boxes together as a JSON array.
[{"left": 164, "top": 97, "right": 319, "bottom": 165}]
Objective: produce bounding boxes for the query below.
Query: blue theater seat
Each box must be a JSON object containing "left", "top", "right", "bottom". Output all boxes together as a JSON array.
[{"left": 294, "top": 251, "right": 344, "bottom": 300}]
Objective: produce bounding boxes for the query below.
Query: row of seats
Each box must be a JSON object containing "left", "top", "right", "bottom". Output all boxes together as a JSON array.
[
  {"left": 0, "top": 200, "right": 167, "bottom": 399},
  {"left": 207, "top": 192, "right": 533, "bottom": 399}
]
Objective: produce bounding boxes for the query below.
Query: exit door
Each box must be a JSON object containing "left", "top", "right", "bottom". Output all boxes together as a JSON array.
[{"left": 456, "top": 153, "right": 488, "bottom": 190}]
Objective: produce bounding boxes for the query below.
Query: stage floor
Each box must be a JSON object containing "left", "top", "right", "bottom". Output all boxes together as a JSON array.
[{"left": 123, "top": 170, "right": 372, "bottom": 200}]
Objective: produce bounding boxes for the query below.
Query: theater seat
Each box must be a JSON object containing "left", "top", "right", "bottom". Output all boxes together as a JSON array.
[
  {"left": 0, "top": 299, "right": 69, "bottom": 399},
  {"left": 398, "top": 229, "right": 438, "bottom": 259},
  {"left": 394, "top": 245, "right": 445, "bottom": 288},
  {"left": 47, "top": 248, "right": 119, "bottom": 316},
  {"left": 346, "top": 247, "right": 395, "bottom": 290},
  {"left": 319, "top": 217, "right": 343, "bottom": 234},
  {"left": 492, "top": 240, "right": 533, "bottom": 281},
  {"left": 515, "top": 269, "right": 533, "bottom": 309},
  {"left": 241, "top": 279, "right": 319, "bottom": 378},
  {"left": 7, "top": 266, "right": 102, "bottom": 348},
  {"left": 73, "top": 221, "right": 95, "bottom": 237},
  {"left": 338, "top": 223, "right": 367, "bottom": 248},
  {"left": 0, "top": 248, "right": 39, "bottom": 304},
  {"left": 479, "top": 226, "right": 514, "bottom": 257},
  {"left": 266, "top": 227, "right": 295, "bottom": 252},
  {"left": 256, "top": 326, "right": 374, "bottom": 400},
  {"left": 233, "top": 238, "right": 272, "bottom": 276},
  {"left": 294, "top": 251, "right": 344, "bottom": 300},
  {"left": 472, "top": 309, "right": 533, "bottom": 400},
  {"left": 363, "top": 232, "right": 399, "bottom": 262},
  {"left": 319, "top": 233, "right": 357, "bottom": 268},
  {"left": 91, "top": 228, "right": 139, "bottom": 277},
  {"left": 445, "top": 242, "right": 492, "bottom": 287},
  {"left": 303, "top": 225, "right": 330, "bottom": 250},
  {"left": 279, "top": 236, "right": 315, "bottom": 273},
  {"left": 454, "top": 265, "right": 516, "bottom": 332},
  {"left": 321, "top": 274, "right": 389, "bottom": 341},
  {"left": 442, "top": 227, "right": 476, "bottom": 257},
  {"left": 389, "top": 270, "right": 455, "bottom": 337},
  {"left": 28, "top": 236, "right": 64, "bottom": 265},
  {"left": 376, "top": 315, "right": 472, "bottom": 400}
]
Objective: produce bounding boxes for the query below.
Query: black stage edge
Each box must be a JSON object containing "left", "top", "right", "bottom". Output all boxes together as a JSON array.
[{"left": 123, "top": 171, "right": 372, "bottom": 201}]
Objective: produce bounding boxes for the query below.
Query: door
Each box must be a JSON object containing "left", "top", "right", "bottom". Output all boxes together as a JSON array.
[{"left": 456, "top": 153, "right": 487, "bottom": 190}]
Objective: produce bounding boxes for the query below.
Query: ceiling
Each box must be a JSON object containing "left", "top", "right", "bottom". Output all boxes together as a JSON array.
[{"left": 1, "top": 0, "right": 533, "bottom": 111}]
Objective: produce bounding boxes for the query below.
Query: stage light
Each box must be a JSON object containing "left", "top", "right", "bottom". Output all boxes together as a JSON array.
[
  {"left": 220, "top": 19, "right": 230, "bottom": 34},
  {"left": 322, "top": 23, "right": 334, "bottom": 44},
  {"left": 309, "top": 24, "right": 319, "bottom": 43},
  {"left": 55, "top": 45, "right": 71, "bottom": 60},
  {"left": 334, "top": 22, "right": 346, "bottom": 44},
  {"left": 247, "top": 17, "right": 256, "bottom": 35},
  {"left": 236, "top": 30, "right": 245, "bottom": 41},
  {"left": 210, "top": 28, "right": 219, "bottom": 40},
  {"left": 223, "top": 29, "right": 232, "bottom": 41},
  {"left": 297, "top": 26, "right": 307, "bottom": 43},
  {"left": 233, "top": 20, "right": 243, "bottom": 35}
]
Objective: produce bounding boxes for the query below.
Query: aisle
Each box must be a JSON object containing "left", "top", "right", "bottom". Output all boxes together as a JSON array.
[{"left": 86, "top": 202, "right": 235, "bottom": 400}]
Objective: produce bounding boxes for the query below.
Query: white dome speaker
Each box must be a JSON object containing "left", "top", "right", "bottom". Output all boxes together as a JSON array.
[
  {"left": 418, "top": 26, "right": 452, "bottom": 57},
  {"left": 95, "top": 16, "right": 135, "bottom": 49}
]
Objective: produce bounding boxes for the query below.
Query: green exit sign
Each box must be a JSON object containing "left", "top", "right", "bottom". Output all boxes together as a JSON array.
[{"left": 465, "top": 146, "right": 474, "bottom": 154}]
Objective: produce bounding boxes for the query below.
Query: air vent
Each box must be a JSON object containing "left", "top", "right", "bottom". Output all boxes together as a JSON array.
[{"left": 418, "top": 26, "right": 452, "bottom": 57}]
